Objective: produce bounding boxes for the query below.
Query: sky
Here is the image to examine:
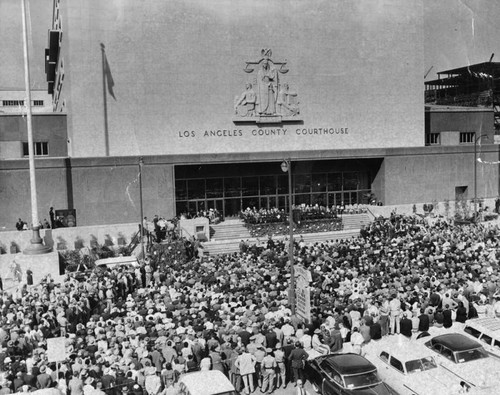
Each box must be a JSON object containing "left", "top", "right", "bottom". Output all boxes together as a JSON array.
[
  {"left": 1, "top": 0, "right": 500, "bottom": 89},
  {"left": 423, "top": 0, "right": 500, "bottom": 80}
]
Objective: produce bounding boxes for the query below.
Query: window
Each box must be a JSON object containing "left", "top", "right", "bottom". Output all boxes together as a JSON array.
[
  {"left": 379, "top": 351, "right": 389, "bottom": 363},
  {"left": 175, "top": 180, "right": 187, "bottom": 200},
  {"left": 426, "top": 133, "right": 440, "bottom": 145},
  {"left": 2, "top": 100, "right": 24, "bottom": 106},
  {"left": 455, "top": 347, "right": 488, "bottom": 363},
  {"left": 22, "top": 142, "right": 49, "bottom": 157},
  {"left": 480, "top": 334, "right": 493, "bottom": 346},
  {"left": 438, "top": 346, "right": 454, "bottom": 361},
  {"left": 389, "top": 356, "right": 404, "bottom": 373},
  {"left": 33, "top": 100, "right": 44, "bottom": 106},
  {"left": 405, "top": 357, "right": 437, "bottom": 373},
  {"left": 460, "top": 132, "right": 475, "bottom": 144},
  {"left": 464, "top": 326, "right": 481, "bottom": 338}
]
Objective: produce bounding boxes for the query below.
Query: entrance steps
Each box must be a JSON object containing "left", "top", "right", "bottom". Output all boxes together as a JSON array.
[
  {"left": 341, "top": 213, "right": 371, "bottom": 230},
  {"left": 209, "top": 219, "right": 251, "bottom": 241},
  {"left": 202, "top": 214, "right": 371, "bottom": 256},
  {"left": 202, "top": 228, "right": 361, "bottom": 256}
]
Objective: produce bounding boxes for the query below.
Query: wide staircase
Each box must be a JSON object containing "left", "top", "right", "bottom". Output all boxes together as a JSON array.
[
  {"left": 202, "top": 213, "right": 372, "bottom": 256},
  {"left": 342, "top": 213, "right": 371, "bottom": 230},
  {"left": 209, "top": 219, "right": 251, "bottom": 241}
]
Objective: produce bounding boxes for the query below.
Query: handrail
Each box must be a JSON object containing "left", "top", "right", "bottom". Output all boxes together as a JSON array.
[
  {"left": 125, "top": 229, "right": 141, "bottom": 255},
  {"left": 364, "top": 206, "right": 377, "bottom": 221}
]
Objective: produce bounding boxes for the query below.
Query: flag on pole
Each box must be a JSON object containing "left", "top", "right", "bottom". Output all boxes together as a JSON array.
[{"left": 104, "top": 53, "right": 116, "bottom": 100}]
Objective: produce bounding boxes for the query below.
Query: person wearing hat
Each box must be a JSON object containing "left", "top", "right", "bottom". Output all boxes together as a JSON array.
[
  {"left": 295, "top": 378, "right": 311, "bottom": 395},
  {"left": 36, "top": 365, "right": 53, "bottom": 389},
  {"left": 13, "top": 371, "right": 24, "bottom": 393},
  {"left": 289, "top": 341, "right": 308, "bottom": 387},
  {"left": 235, "top": 346, "right": 256, "bottom": 395},
  {"left": 253, "top": 344, "right": 267, "bottom": 388},
  {"left": 273, "top": 342, "right": 286, "bottom": 389},
  {"left": 260, "top": 348, "right": 277, "bottom": 394},
  {"left": 400, "top": 311, "right": 413, "bottom": 338}
]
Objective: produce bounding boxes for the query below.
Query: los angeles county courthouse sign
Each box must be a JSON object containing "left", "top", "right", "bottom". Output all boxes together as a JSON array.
[{"left": 177, "top": 49, "right": 348, "bottom": 139}]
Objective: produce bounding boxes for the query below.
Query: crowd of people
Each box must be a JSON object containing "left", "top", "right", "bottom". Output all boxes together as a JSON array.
[
  {"left": 177, "top": 209, "right": 223, "bottom": 225},
  {"left": 239, "top": 203, "right": 371, "bottom": 225},
  {"left": 1, "top": 213, "right": 500, "bottom": 395}
]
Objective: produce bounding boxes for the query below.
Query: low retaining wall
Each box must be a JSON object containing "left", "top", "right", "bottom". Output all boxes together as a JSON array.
[{"left": 0, "top": 223, "right": 139, "bottom": 255}]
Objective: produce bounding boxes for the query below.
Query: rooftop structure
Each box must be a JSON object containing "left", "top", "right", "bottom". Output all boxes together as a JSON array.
[{"left": 425, "top": 60, "right": 500, "bottom": 130}]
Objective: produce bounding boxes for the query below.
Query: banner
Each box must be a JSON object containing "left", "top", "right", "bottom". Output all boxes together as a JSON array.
[
  {"left": 46, "top": 337, "right": 66, "bottom": 362},
  {"left": 294, "top": 264, "right": 311, "bottom": 322}
]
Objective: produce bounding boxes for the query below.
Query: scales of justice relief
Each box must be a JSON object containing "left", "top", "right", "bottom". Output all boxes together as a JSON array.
[{"left": 234, "top": 49, "right": 302, "bottom": 124}]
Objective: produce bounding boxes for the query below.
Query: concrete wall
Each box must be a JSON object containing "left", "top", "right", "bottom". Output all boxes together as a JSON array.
[
  {"left": 1, "top": 144, "right": 498, "bottom": 229},
  {"left": 0, "top": 157, "right": 175, "bottom": 229},
  {"left": 427, "top": 109, "right": 494, "bottom": 136},
  {"left": 381, "top": 145, "right": 499, "bottom": 204},
  {"left": 59, "top": 0, "right": 424, "bottom": 157},
  {"left": 0, "top": 114, "right": 67, "bottom": 159}
]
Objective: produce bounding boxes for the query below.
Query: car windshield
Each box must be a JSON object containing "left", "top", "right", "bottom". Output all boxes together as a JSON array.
[
  {"left": 343, "top": 371, "right": 381, "bottom": 389},
  {"left": 405, "top": 356, "right": 438, "bottom": 373},
  {"left": 454, "top": 347, "right": 489, "bottom": 363}
]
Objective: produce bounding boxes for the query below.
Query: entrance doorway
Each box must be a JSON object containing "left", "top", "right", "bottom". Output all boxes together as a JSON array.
[{"left": 175, "top": 159, "right": 380, "bottom": 218}]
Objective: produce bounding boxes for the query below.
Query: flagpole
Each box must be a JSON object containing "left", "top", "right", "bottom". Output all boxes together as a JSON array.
[{"left": 22, "top": 0, "right": 51, "bottom": 254}]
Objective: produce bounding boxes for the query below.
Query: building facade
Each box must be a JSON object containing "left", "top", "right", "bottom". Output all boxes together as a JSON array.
[{"left": 0, "top": 0, "right": 499, "bottom": 229}]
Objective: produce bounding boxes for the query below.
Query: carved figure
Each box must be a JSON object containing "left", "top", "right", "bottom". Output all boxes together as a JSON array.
[
  {"left": 235, "top": 83, "right": 257, "bottom": 117},
  {"left": 277, "top": 83, "right": 300, "bottom": 116},
  {"left": 235, "top": 49, "right": 301, "bottom": 122},
  {"left": 257, "top": 59, "right": 278, "bottom": 115}
]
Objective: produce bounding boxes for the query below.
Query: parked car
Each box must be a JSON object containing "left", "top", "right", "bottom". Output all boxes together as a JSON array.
[
  {"left": 363, "top": 335, "right": 470, "bottom": 394},
  {"left": 177, "top": 370, "right": 238, "bottom": 395},
  {"left": 422, "top": 333, "right": 500, "bottom": 390},
  {"left": 461, "top": 317, "right": 500, "bottom": 358},
  {"left": 305, "top": 352, "right": 398, "bottom": 394}
]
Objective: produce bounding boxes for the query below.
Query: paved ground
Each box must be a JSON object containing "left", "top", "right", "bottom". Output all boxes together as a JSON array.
[{"left": 238, "top": 381, "right": 316, "bottom": 394}]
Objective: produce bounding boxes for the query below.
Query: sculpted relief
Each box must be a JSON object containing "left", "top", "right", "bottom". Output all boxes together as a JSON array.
[{"left": 234, "top": 49, "right": 301, "bottom": 123}]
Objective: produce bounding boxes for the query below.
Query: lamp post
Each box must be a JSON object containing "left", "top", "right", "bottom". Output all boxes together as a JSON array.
[
  {"left": 22, "top": 0, "right": 50, "bottom": 255},
  {"left": 474, "top": 134, "right": 489, "bottom": 222},
  {"left": 281, "top": 159, "right": 296, "bottom": 315},
  {"left": 139, "top": 157, "right": 145, "bottom": 260}
]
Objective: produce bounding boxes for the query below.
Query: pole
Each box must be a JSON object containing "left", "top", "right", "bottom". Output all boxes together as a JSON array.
[
  {"left": 22, "top": 0, "right": 50, "bottom": 254},
  {"left": 474, "top": 136, "right": 478, "bottom": 221},
  {"left": 287, "top": 159, "right": 296, "bottom": 315},
  {"left": 139, "top": 157, "right": 145, "bottom": 260},
  {"left": 474, "top": 134, "right": 489, "bottom": 222}
]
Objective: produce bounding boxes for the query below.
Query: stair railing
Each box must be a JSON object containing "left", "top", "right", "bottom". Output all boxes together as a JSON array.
[{"left": 125, "top": 228, "right": 141, "bottom": 256}]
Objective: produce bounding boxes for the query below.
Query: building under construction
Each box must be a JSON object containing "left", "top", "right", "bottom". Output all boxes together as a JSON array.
[{"left": 425, "top": 60, "right": 500, "bottom": 130}]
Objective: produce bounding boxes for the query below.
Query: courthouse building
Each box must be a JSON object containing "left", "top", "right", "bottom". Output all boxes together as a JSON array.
[{"left": 0, "top": 0, "right": 498, "bottom": 227}]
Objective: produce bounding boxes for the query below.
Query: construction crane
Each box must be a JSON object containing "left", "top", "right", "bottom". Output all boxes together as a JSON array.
[{"left": 424, "top": 66, "right": 433, "bottom": 79}]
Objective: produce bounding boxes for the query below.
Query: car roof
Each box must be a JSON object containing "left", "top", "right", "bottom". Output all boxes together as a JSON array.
[
  {"left": 178, "top": 370, "right": 235, "bottom": 395},
  {"left": 321, "top": 353, "right": 376, "bottom": 375},
  {"left": 466, "top": 318, "right": 500, "bottom": 333},
  {"left": 430, "top": 333, "right": 481, "bottom": 351},
  {"left": 370, "top": 335, "right": 435, "bottom": 361}
]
